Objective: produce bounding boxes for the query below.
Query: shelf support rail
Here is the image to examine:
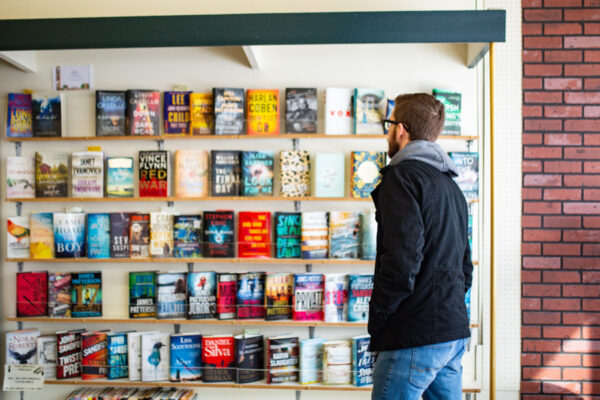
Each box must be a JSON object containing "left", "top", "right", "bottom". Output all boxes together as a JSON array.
[{"left": 14, "top": 140, "right": 24, "bottom": 400}]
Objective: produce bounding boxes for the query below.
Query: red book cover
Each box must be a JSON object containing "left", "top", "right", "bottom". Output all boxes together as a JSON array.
[
  {"left": 202, "top": 335, "right": 235, "bottom": 382},
  {"left": 81, "top": 331, "right": 108, "bottom": 380},
  {"left": 56, "top": 329, "right": 85, "bottom": 379},
  {"left": 216, "top": 273, "right": 237, "bottom": 320},
  {"left": 139, "top": 151, "right": 169, "bottom": 197},
  {"left": 16, "top": 271, "right": 48, "bottom": 317},
  {"left": 237, "top": 211, "right": 272, "bottom": 258},
  {"left": 292, "top": 273, "right": 324, "bottom": 321}
]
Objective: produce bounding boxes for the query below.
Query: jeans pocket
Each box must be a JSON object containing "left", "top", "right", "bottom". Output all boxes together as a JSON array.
[{"left": 408, "top": 344, "right": 452, "bottom": 389}]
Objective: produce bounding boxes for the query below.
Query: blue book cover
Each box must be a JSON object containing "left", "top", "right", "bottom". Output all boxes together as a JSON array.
[
  {"left": 71, "top": 271, "right": 102, "bottom": 317},
  {"left": 107, "top": 332, "right": 128, "bottom": 380},
  {"left": 96, "top": 91, "right": 126, "bottom": 136},
  {"left": 465, "top": 287, "right": 471, "bottom": 322},
  {"left": 170, "top": 333, "right": 202, "bottom": 382},
  {"left": 351, "top": 151, "right": 386, "bottom": 198},
  {"left": 106, "top": 157, "right": 134, "bottom": 197},
  {"left": 157, "top": 272, "right": 187, "bottom": 319},
  {"left": 53, "top": 213, "right": 86, "bottom": 258},
  {"left": 383, "top": 99, "right": 394, "bottom": 134},
  {"left": 7, "top": 93, "right": 33, "bottom": 138},
  {"left": 241, "top": 151, "right": 274, "bottom": 196},
  {"left": 360, "top": 211, "right": 377, "bottom": 261},
  {"left": 353, "top": 88, "right": 384, "bottom": 134},
  {"left": 164, "top": 91, "right": 191, "bottom": 135},
  {"left": 314, "top": 153, "right": 345, "bottom": 198},
  {"left": 236, "top": 272, "right": 265, "bottom": 319},
  {"left": 32, "top": 92, "right": 64, "bottom": 137},
  {"left": 449, "top": 152, "right": 479, "bottom": 200},
  {"left": 348, "top": 275, "right": 373, "bottom": 322},
  {"left": 86, "top": 213, "right": 110, "bottom": 259},
  {"left": 299, "top": 337, "right": 325, "bottom": 384},
  {"left": 329, "top": 211, "right": 360, "bottom": 259},
  {"left": 187, "top": 272, "right": 216, "bottom": 319},
  {"left": 173, "top": 215, "right": 202, "bottom": 258},
  {"left": 352, "top": 335, "right": 375, "bottom": 386}
]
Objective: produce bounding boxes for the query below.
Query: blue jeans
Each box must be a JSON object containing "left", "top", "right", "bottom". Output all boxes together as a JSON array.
[{"left": 372, "top": 338, "right": 468, "bottom": 400}]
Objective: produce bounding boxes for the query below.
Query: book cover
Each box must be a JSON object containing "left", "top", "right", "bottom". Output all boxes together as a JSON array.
[
  {"left": 210, "top": 150, "right": 241, "bottom": 196},
  {"left": 141, "top": 332, "right": 170, "bottom": 382},
  {"left": 32, "top": 91, "right": 65, "bottom": 137},
  {"left": 127, "top": 331, "right": 147, "bottom": 381},
  {"left": 234, "top": 333, "right": 264, "bottom": 384},
  {"left": 81, "top": 331, "right": 108, "bottom": 380},
  {"left": 247, "top": 89, "right": 280, "bottom": 135},
  {"left": 352, "top": 335, "right": 375, "bottom": 386},
  {"left": 157, "top": 272, "right": 187, "bottom": 319},
  {"left": 351, "top": 151, "right": 386, "bottom": 198},
  {"left": 449, "top": 152, "right": 479, "bottom": 200},
  {"left": 265, "top": 272, "right": 293, "bottom": 321},
  {"left": 130, "top": 213, "right": 150, "bottom": 258},
  {"left": 299, "top": 337, "right": 325, "bottom": 384},
  {"left": 216, "top": 273, "right": 237, "bottom": 320},
  {"left": 323, "top": 340, "right": 351, "bottom": 385},
  {"left": 203, "top": 211, "right": 234, "bottom": 258},
  {"left": 139, "top": 150, "right": 169, "bottom": 197},
  {"left": 56, "top": 329, "right": 85, "bottom": 379},
  {"left": 129, "top": 271, "right": 157, "bottom": 318},
  {"left": 35, "top": 151, "right": 68, "bottom": 198},
  {"left": 107, "top": 332, "right": 128, "bottom": 380},
  {"left": 274, "top": 212, "right": 301, "bottom": 259},
  {"left": 267, "top": 335, "right": 299, "bottom": 384},
  {"left": 360, "top": 211, "right": 377, "bottom": 260},
  {"left": 285, "top": 88, "right": 317, "bottom": 133},
  {"left": 187, "top": 271, "right": 216, "bottom": 319},
  {"left": 324, "top": 274, "right": 348, "bottom": 322},
  {"left": 72, "top": 151, "right": 104, "bottom": 198},
  {"left": 173, "top": 215, "right": 202, "bottom": 258},
  {"left": 353, "top": 88, "right": 384, "bottom": 134},
  {"left": 324, "top": 88, "right": 353, "bottom": 135},
  {"left": 7, "top": 216, "right": 30, "bottom": 258},
  {"left": 105, "top": 157, "right": 134, "bottom": 197},
  {"left": 280, "top": 150, "right": 310, "bottom": 197},
  {"left": 164, "top": 91, "right": 191, "bottom": 135},
  {"left": 301, "top": 211, "right": 329, "bottom": 259},
  {"left": 96, "top": 90, "right": 126, "bottom": 136},
  {"left": 241, "top": 151, "right": 274, "bottom": 196},
  {"left": 30, "top": 212, "right": 54, "bottom": 259},
  {"left": 174, "top": 150, "right": 209, "bottom": 198},
  {"left": 109, "top": 213, "right": 130, "bottom": 258},
  {"left": 6, "top": 93, "right": 33, "bottom": 138},
  {"left": 238, "top": 211, "right": 272, "bottom": 258},
  {"left": 86, "top": 213, "right": 110, "bottom": 259},
  {"left": 236, "top": 272, "right": 265, "bottom": 319},
  {"left": 202, "top": 335, "right": 235, "bottom": 382},
  {"left": 433, "top": 89, "right": 461, "bottom": 135},
  {"left": 37, "top": 335, "right": 57, "bottom": 379},
  {"left": 314, "top": 153, "right": 345, "bottom": 198},
  {"left": 16, "top": 271, "right": 48, "bottom": 317},
  {"left": 6, "top": 329, "right": 40, "bottom": 365},
  {"left": 48, "top": 272, "right": 71, "bottom": 318},
  {"left": 6, "top": 156, "right": 35, "bottom": 199},
  {"left": 347, "top": 275, "right": 373, "bottom": 323},
  {"left": 383, "top": 99, "right": 395, "bottom": 134},
  {"left": 150, "top": 212, "right": 174, "bottom": 258},
  {"left": 127, "top": 90, "right": 161, "bottom": 136},
  {"left": 71, "top": 272, "right": 102, "bottom": 317},
  {"left": 53, "top": 212, "right": 86, "bottom": 258},
  {"left": 293, "top": 273, "right": 324, "bottom": 321},
  {"left": 189, "top": 93, "right": 213, "bottom": 135},
  {"left": 329, "top": 211, "right": 360, "bottom": 259},
  {"left": 213, "top": 88, "right": 244, "bottom": 135},
  {"left": 169, "top": 333, "right": 202, "bottom": 382},
  {"left": 465, "top": 287, "right": 472, "bottom": 322}
]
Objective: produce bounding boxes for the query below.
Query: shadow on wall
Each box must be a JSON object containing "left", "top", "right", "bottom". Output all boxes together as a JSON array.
[{"left": 522, "top": 379, "right": 584, "bottom": 398}]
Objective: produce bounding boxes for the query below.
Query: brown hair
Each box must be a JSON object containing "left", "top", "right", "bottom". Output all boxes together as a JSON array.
[{"left": 393, "top": 93, "right": 445, "bottom": 142}]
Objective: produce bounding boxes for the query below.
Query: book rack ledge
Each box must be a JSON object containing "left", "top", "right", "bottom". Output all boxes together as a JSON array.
[{"left": 5, "top": 258, "right": 378, "bottom": 264}]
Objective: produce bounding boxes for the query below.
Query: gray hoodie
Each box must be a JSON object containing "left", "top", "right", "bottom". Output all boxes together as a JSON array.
[{"left": 388, "top": 140, "right": 458, "bottom": 177}]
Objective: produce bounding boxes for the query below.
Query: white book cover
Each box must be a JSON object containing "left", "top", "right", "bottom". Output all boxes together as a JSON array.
[
  {"left": 6, "top": 156, "right": 35, "bottom": 199},
  {"left": 141, "top": 332, "right": 170, "bottom": 382},
  {"left": 313, "top": 153, "right": 345, "bottom": 198},
  {"left": 37, "top": 335, "right": 57, "bottom": 379},
  {"left": 324, "top": 274, "right": 348, "bottom": 322},
  {"left": 150, "top": 212, "right": 174, "bottom": 257},
  {"left": 5, "top": 329, "right": 40, "bottom": 365},
  {"left": 127, "top": 331, "right": 143, "bottom": 381},
  {"left": 325, "top": 88, "right": 353, "bottom": 135},
  {"left": 174, "top": 150, "right": 209, "bottom": 198},
  {"left": 7, "top": 216, "right": 30, "bottom": 258},
  {"left": 301, "top": 211, "right": 329, "bottom": 259},
  {"left": 323, "top": 340, "right": 351, "bottom": 385},
  {"left": 71, "top": 151, "right": 104, "bottom": 198},
  {"left": 299, "top": 337, "right": 325, "bottom": 384}
]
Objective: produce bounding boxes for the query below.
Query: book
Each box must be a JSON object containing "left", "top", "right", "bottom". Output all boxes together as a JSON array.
[
  {"left": 351, "top": 151, "right": 386, "bottom": 198},
  {"left": 187, "top": 271, "right": 217, "bottom": 319},
  {"left": 203, "top": 211, "right": 234, "bottom": 257},
  {"left": 383, "top": 99, "right": 395, "bottom": 134},
  {"left": 130, "top": 213, "right": 150, "bottom": 258},
  {"left": 324, "top": 274, "right": 348, "bottom": 322},
  {"left": 285, "top": 88, "right": 317, "bottom": 133},
  {"left": 241, "top": 151, "right": 274, "bottom": 196},
  {"left": 86, "top": 213, "right": 110, "bottom": 259},
  {"left": 174, "top": 150, "right": 209, "bottom": 198},
  {"left": 301, "top": 211, "right": 329, "bottom": 259},
  {"left": 293, "top": 273, "right": 324, "bottom": 321},
  {"left": 141, "top": 332, "right": 170, "bottom": 382},
  {"left": 465, "top": 287, "right": 472, "bottom": 322},
  {"left": 56, "top": 329, "right": 85, "bottom": 379},
  {"left": 164, "top": 91, "right": 191, "bottom": 135},
  {"left": 107, "top": 332, "right": 128, "bottom": 380},
  {"left": 352, "top": 335, "right": 375, "bottom": 386},
  {"left": 450, "top": 152, "right": 479, "bottom": 200},
  {"left": 156, "top": 272, "right": 187, "bottom": 319},
  {"left": 72, "top": 151, "right": 104, "bottom": 198},
  {"left": 96, "top": 90, "right": 127, "bottom": 136},
  {"left": 299, "top": 337, "right": 325, "bottom": 384},
  {"left": 202, "top": 335, "right": 235, "bottom": 382},
  {"left": 35, "top": 151, "right": 68, "bottom": 198},
  {"left": 234, "top": 333, "right": 264, "bottom": 384},
  {"left": 81, "top": 331, "right": 108, "bottom": 380},
  {"left": 127, "top": 331, "right": 151, "bottom": 381},
  {"left": 353, "top": 88, "right": 384, "bottom": 134},
  {"left": 236, "top": 272, "right": 265, "bottom": 319},
  {"left": 37, "top": 335, "right": 57, "bottom": 379},
  {"left": 109, "top": 213, "right": 130, "bottom": 258},
  {"left": 53, "top": 212, "right": 86, "bottom": 258},
  {"left": 280, "top": 150, "right": 310, "bottom": 197},
  {"left": 139, "top": 150, "right": 169, "bottom": 197},
  {"left": 210, "top": 150, "right": 241, "bottom": 196},
  {"left": 6, "top": 329, "right": 40, "bottom": 365},
  {"left": 127, "top": 90, "right": 161, "bottom": 136},
  {"left": 189, "top": 93, "right": 213, "bottom": 135},
  {"left": 360, "top": 211, "right": 377, "bottom": 260},
  {"left": 105, "top": 157, "right": 134, "bottom": 197},
  {"left": 313, "top": 153, "right": 345, "bottom": 198},
  {"left": 6, "top": 93, "right": 33, "bottom": 138},
  {"left": 267, "top": 335, "right": 299, "bottom": 384},
  {"left": 17, "top": 271, "right": 48, "bottom": 317},
  {"left": 216, "top": 273, "right": 237, "bottom": 320},
  {"left": 329, "top": 211, "right": 360, "bottom": 259},
  {"left": 7, "top": 216, "right": 30, "bottom": 258},
  {"left": 347, "top": 275, "right": 373, "bottom": 323},
  {"left": 30, "top": 212, "right": 54, "bottom": 259},
  {"left": 32, "top": 91, "right": 65, "bottom": 137},
  {"left": 247, "top": 89, "right": 280, "bottom": 135},
  {"left": 150, "top": 212, "right": 174, "bottom": 258},
  {"left": 274, "top": 212, "right": 301, "bottom": 259},
  {"left": 238, "top": 211, "right": 272, "bottom": 258},
  {"left": 48, "top": 272, "right": 71, "bottom": 317},
  {"left": 71, "top": 272, "right": 102, "bottom": 317},
  {"left": 325, "top": 88, "right": 353, "bottom": 135},
  {"left": 173, "top": 215, "right": 202, "bottom": 258},
  {"left": 323, "top": 340, "right": 351, "bottom": 385},
  {"left": 169, "top": 333, "right": 202, "bottom": 382},
  {"left": 213, "top": 88, "right": 244, "bottom": 135},
  {"left": 433, "top": 89, "right": 461, "bottom": 135},
  {"left": 129, "top": 271, "right": 157, "bottom": 318},
  {"left": 265, "top": 272, "right": 293, "bottom": 320},
  {"left": 6, "top": 156, "right": 35, "bottom": 198}
]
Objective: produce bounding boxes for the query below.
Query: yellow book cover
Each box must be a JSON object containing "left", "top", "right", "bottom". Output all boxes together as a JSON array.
[
  {"left": 350, "top": 151, "right": 386, "bottom": 198},
  {"left": 30, "top": 212, "right": 54, "bottom": 259},
  {"left": 174, "top": 150, "right": 209, "bottom": 198},
  {"left": 247, "top": 89, "right": 280, "bottom": 135},
  {"left": 189, "top": 93, "right": 213, "bottom": 135}
]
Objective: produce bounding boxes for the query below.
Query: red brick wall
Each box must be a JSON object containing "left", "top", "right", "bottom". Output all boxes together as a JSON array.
[{"left": 522, "top": 0, "right": 600, "bottom": 398}]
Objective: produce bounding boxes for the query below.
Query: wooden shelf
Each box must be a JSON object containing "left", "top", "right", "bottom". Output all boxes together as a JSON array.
[{"left": 5, "top": 257, "right": 375, "bottom": 264}]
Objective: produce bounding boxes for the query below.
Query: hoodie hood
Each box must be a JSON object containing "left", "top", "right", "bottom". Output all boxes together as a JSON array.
[{"left": 389, "top": 140, "right": 458, "bottom": 177}]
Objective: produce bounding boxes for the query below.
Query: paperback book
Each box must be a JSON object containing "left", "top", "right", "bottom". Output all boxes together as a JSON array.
[
  {"left": 265, "top": 272, "right": 293, "bottom": 320},
  {"left": 241, "top": 151, "right": 274, "bottom": 196},
  {"left": 141, "top": 332, "right": 170, "bottom": 382},
  {"left": 48, "top": 272, "right": 71, "bottom": 317},
  {"left": 329, "top": 211, "right": 360, "bottom": 259},
  {"left": 173, "top": 215, "right": 202, "bottom": 258},
  {"left": 313, "top": 153, "right": 345, "bottom": 198},
  {"left": 163, "top": 91, "right": 191, "bottom": 135},
  {"left": 360, "top": 211, "right": 377, "bottom": 260},
  {"left": 280, "top": 150, "right": 310, "bottom": 197},
  {"left": 216, "top": 273, "right": 237, "bottom": 320},
  {"left": 53, "top": 212, "right": 86, "bottom": 258},
  {"left": 96, "top": 90, "right": 126, "bottom": 136},
  {"left": 127, "top": 331, "right": 147, "bottom": 381},
  {"left": 81, "top": 331, "right": 108, "bottom": 380},
  {"left": 187, "top": 271, "right": 217, "bottom": 319},
  {"left": 6, "top": 156, "right": 35, "bottom": 198},
  {"left": 56, "top": 329, "right": 85, "bottom": 379},
  {"left": 189, "top": 93, "right": 213, "bottom": 135},
  {"left": 6, "top": 93, "right": 33, "bottom": 138},
  {"left": 449, "top": 152, "right": 479, "bottom": 200},
  {"left": 127, "top": 90, "right": 160, "bottom": 136},
  {"left": 35, "top": 151, "right": 68, "bottom": 198},
  {"left": 130, "top": 213, "right": 150, "bottom": 258},
  {"left": 150, "top": 212, "right": 174, "bottom": 258},
  {"left": 267, "top": 335, "right": 299, "bottom": 384},
  {"left": 139, "top": 150, "right": 169, "bottom": 197},
  {"left": 238, "top": 211, "right": 272, "bottom": 258},
  {"left": 105, "top": 157, "right": 134, "bottom": 197},
  {"left": 351, "top": 151, "right": 386, "bottom": 198},
  {"left": 6, "top": 329, "right": 40, "bottom": 365},
  {"left": 213, "top": 88, "right": 244, "bottom": 135},
  {"left": 174, "top": 150, "right": 209, "bottom": 198},
  {"left": 353, "top": 88, "right": 384, "bottom": 134},
  {"left": 352, "top": 335, "right": 375, "bottom": 386},
  {"left": 32, "top": 91, "right": 65, "bottom": 137},
  {"left": 86, "top": 213, "right": 110, "bottom": 259},
  {"left": 301, "top": 211, "right": 329, "bottom": 259},
  {"left": 202, "top": 335, "right": 235, "bottom": 382},
  {"left": 7, "top": 216, "right": 30, "bottom": 259},
  {"left": 324, "top": 274, "right": 348, "bottom": 323},
  {"left": 299, "top": 337, "right": 325, "bottom": 384},
  {"left": 30, "top": 212, "right": 54, "bottom": 259},
  {"left": 37, "top": 335, "right": 57, "bottom": 379},
  {"left": 348, "top": 275, "right": 373, "bottom": 322},
  {"left": 324, "top": 88, "right": 353, "bottom": 135},
  {"left": 274, "top": 212, "right": 301, "bottom": 259},
  {"left": 109, "top": 213, "right": 130, "bottom": 258},
  {"left": 129, "top": 271, "right": 157, "bottom": 318},
  {"left": 236, "top": 272, "right": 265, "bottom": 319},
  {"left": 247, "top": 89, "right": 280, "bottom": 135},
  {"left": 323, "top": 340, "right": 351, "bottom": 385},
  {"left": 170, "top": 333, "right": 202, "bottom": 382},
  {"left": 433, "top": 89, "right": 461, "bottom": 135},
  {"left": 156, "top": 272, "right": 187, "bottom": 319},
  {"left": 16, "top": 271, "right": 48, "bottom": 317},
  {"left": 285, "top": 88, "right": 317, "bottom": 133},
  {"left": 71, "top": 272, "right": 102, "bottom": 317},
  {"left": 203, "top": 211, "right": 234, "bottom": 257},
  {"left": 107, "top": 332, "right": 128, "bottom": 380},
  {"left": 234, "top": 333, "right": 264, "bottom": 384},
  {"left": 293, "top": 273, "right": 324, "bottom": 321},
  {"left": 211, "top": 150, "right": 241, "bottom": 196}
]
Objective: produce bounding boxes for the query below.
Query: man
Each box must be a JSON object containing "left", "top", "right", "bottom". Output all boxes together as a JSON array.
[{"left": 369, "top": 93, "right": 473, "bottom": 400}]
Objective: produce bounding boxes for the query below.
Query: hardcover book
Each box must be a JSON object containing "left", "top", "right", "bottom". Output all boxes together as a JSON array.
[
  {"left": 129, "top": 271, "right": 157, "bottom": 318},
  {"left": 189, "top": 93, "right": 213, "bottom": 135},
  {"left": 324, "top": 274, "right": 348, "bottom": 322},
  {"left": 267, "top": 335, "right": 299, "bottom": 384},
  {"left": 81, "top": 331, "right": 108, "bottom": 380},
  {"left": 265, "top": 272, "right": 293, "bottom": 321},
  {"left": 86, "top": 213, "right": 110, "bottom": 259},
  {"left": 299, "top": 337, "right": 325, "bottom": 384},
  {"left": 150, "top": 212, "right": 174, "bottom": 258},
  {"left": 285, "top": 88, "right": 317, "bottom": 133},
  {"left": 173, "top": 215, "right": 202, "bottom": 258},
  {"left": 174, "top": 150, "right": 209, "bottom": 198},
  {"left": 6, "top": 93, "right": 33, "bottom": 138},
  {"left": 293, "top": 273, "right": 324, "bottom": 321},
  {"left": 449, "top": 152, "right": 479, "bottom": 200},
  {"left": 213, "top": 88, "right": 244, "bottom": 135},
  {"left": 156, "top": 272, "right": 187, "bottom": 319},
  {"left": 127, "top": 331, "right": 148, "bottom": 381},
  {"left": 139, "top": 150, "right": 169, "bottom": 197},
  {"left": 236, "top": 272, "right": 265, "bottom": 319},
  {"left": 202, "top": 335, "right": 235, "bottom": 382},
  {"left": 169, "top": 333, "right": 202, "bottom": 382},
  {"left": 7, "top": 216, "right": 30, "bottom": 259},
  {"left": 7, "top": 156, "right": 35, "bottom": 199},
  {"left": 105, "top": 157, "right": 134, "bottom": 197},
  {"left": 130, "top": 213, "right": 150, "bottom": 258},
  {"left": 347, "top": 275, "right": 373, "bottom": 322},
  {"left": 301, "top": 211, "right": 329, "bottom": 259},
  {"left": 329, "top": 211, "right": 360, "bottom": 259},
  {"left": 313, "top": 153, "right": 345, "bottom": 198},
  {"left": 53, "top": 212, "right": 86, "bottom": 258},
  {"left": 466, "top": 287, "right": 472, "bottom": 321},
  {"left": 324, "top": 88, "right": 353, "bottom": 135},
  {"left": 216, "top": 273, "right": 237, "bottom": 320},
  {"left": 56, "top": 329, "right": 85, "bottom": 379},
  {"left": 163, "top": 91, "right": 191, "bottom": 135},
  {"left": 37, "top": 335, "right": 57, "bottom": 379},
  {"left": 109, "top": 213, "right": 130, "bottom": 258},
  {"left": 127, "top": 90, "right": 161, "bottom": 136},
  {"left": 238, "top": 211, "right": 272, "bottom": 258},
  {"left": 35, "top": 151, "right": 68, "bottom": 198},
  {"left": 384, "top": 99, "right": 394, "bottom": 134},
  {"left": 210, "top": 150, "right": 241, "bottom": 196},
  {"left": 187, "top": 271, "right": 217, "bottom": 319},
  {"left": 141, "top": 332, "right": 170, "bottom": 382},
  {"left": 280, "top": 150, "right": 310, "bottom": 197},
  {"left": 433, "top": 89, "right": 461, "bottom": 135},
  {"left": 323, "top": 340, "right": 351, "bottom": 385},
  {"left": 96, "top": 90, "right": 126, "bottom": 136},
  {"left": 234, "top": 333, "right": 264, "bottom": 384},
  {"left": 107, "top": 332, "right": 128, "bottom": 380},
  {"left": 352, "top": 335, "right": 375, "bottom": 386},
  {"left": 360, "top": 211, "right": 377, "bottom": 260},
  {"left": 351, "top": 151, "right": 386, "bottom": 198},
  {"left": 247, "top": 89, "right": 280, "bottom": 135},
  {"left": 48, "top": 272, "right": 71, "bottom": 318},
  {"left": 203, "top": 211, "right": 234, "bottom": 258},
  {"left": 32, "top": 91, "right": 65, "bottom": 137},
  {"left": 6, "top": 329, "right": 40, "bottom": 365},
  {"left": 71, "top": 272, "right": 102, "bottom": 317},
  {"left": 353, "top": 88, "right": 384, "bottom": 134},
  {"left": 241, "top": 151, "right": 274, "bottom": 196},
  {"left": 30, "top": 212, "right": 54, "bottom": 259},
  {"left": 16, "top": 271, "right": 48, "bottom": 317},
  {"left": 274, "top": 212, "right": 301, "bottom": 259},
  {"left": 72, "top": 151, "right": 104, "bottom": 198}
]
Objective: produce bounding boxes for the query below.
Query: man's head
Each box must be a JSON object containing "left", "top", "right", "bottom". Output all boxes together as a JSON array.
[{"left": 386, "top": 93, "right": 445, "bottom": 158}]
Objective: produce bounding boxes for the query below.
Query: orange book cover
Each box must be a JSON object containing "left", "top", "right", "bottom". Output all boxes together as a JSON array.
[
  {"left": 190, "top": 93, "right": 213, "bottom": 135},
  {"left": 247, "top": 89, "right": 280, "bottom": 135}
]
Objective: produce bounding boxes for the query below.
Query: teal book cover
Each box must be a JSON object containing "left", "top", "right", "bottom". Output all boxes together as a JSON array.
[
  {"left": 433, "top": 89, "right": 461, "bottom": 135},
  {"left": 106, "top": 157, "right": 134, "bottom": 197},
  {"left": 53, "top": 213, "right": 85, "bottom": 258},
  {"left": 314, "top": 153, "right": 345, "bottom": 198},
  {"left": 107, "top": 332, "right": 128, "bottom": 380},
  {"left": 86, "top": 213, "right": 110, "bottom": 259}
]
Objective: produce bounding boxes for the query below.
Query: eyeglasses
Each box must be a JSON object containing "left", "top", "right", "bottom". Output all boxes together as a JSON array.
[{"left": 383, "top": 119, "right": 407, "bottom": 132}]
